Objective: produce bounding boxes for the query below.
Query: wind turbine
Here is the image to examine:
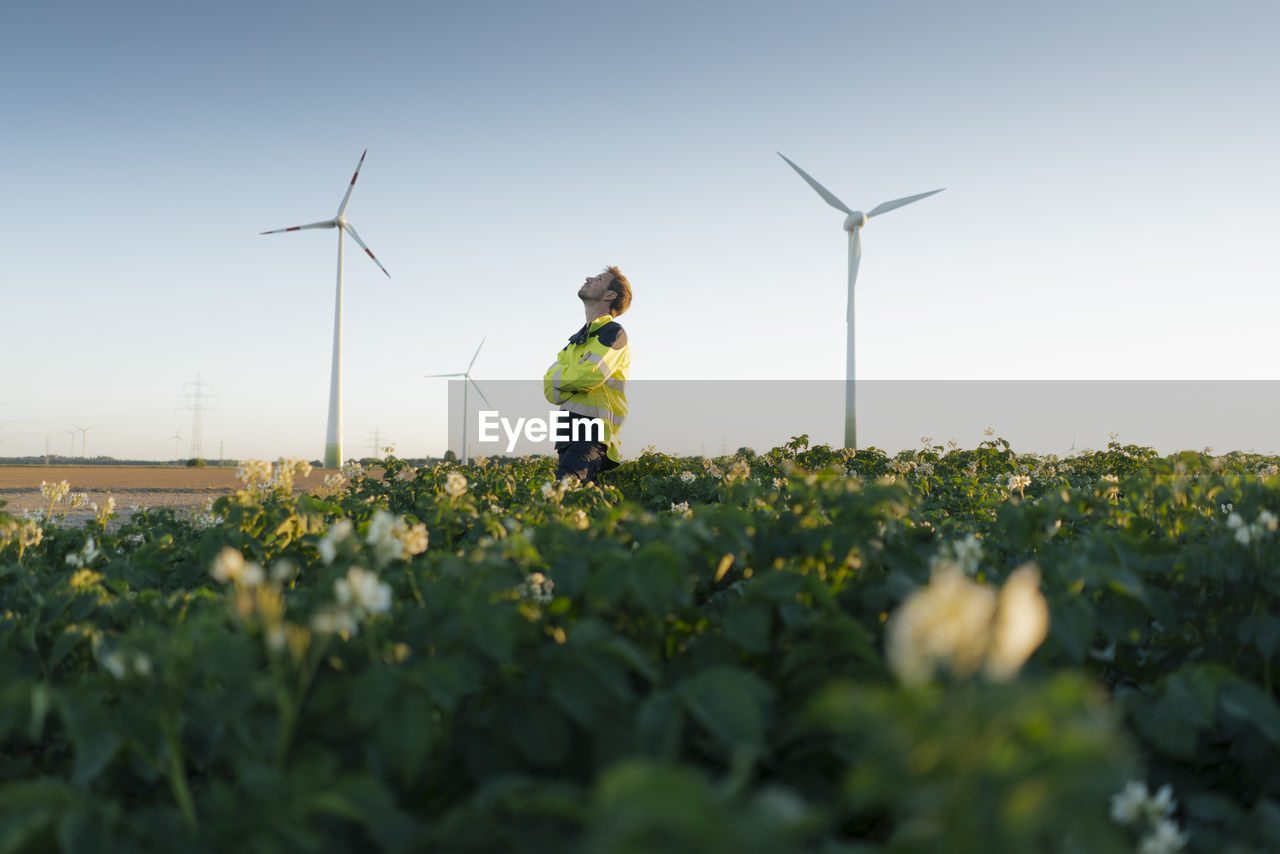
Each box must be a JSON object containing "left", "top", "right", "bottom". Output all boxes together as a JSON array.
[
  {"left": 170, "top": 427, "right": 184, "bottom": 462},
  {"left": 75, "top": 424, "right": 95, "bottom": 459},
  {"left": 778, "top": 152, "right": 943, "bottom": 449},
  {"left": 64, "top": 429, "right": 77, "bottom": 459},
  {"left": 426, "top": 339, "right": 491, "bottom": 464},
  {"left": 261, "top": 150, "right": 391, "bottom": 469}
]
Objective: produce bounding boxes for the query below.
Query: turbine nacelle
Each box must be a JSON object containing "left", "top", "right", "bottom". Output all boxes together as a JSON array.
[{"left": 843, "top": 212, "right": 868, "bottom": 232}]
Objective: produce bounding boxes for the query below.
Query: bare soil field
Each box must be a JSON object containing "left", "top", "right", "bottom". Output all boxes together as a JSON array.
[{"left": 0, "top": 465, "right": 337, "bottom": 526}]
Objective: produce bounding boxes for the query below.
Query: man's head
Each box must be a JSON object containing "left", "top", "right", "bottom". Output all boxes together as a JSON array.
[{"left": 578, "top": 266, "right": 632, "bottom": 317}]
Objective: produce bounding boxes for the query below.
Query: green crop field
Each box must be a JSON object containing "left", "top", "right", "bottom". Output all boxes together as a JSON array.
[{"left": 2, "top": 436, "right": 1279, "bottom": 852}]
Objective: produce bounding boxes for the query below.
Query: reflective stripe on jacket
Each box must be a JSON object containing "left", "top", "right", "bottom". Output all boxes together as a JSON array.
[{"left": 543, "top": 314, "right": 630, "bottom": 463}]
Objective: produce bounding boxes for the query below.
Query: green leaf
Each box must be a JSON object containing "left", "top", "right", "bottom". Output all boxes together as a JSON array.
[
  {"left": 721, "top": 603, "right": 772, "bottom": 654},
  {"left": 53, "top": 691, "right": 121, "bottom": 786},
  {"left": 675, "top": 667, "right": 770, "bottom": 754},
  {"left": 633, "top": 693, "right": 683, "bottom": 761},
  {"left": 48, "top": 630, "right": 83, "bottom": 671},
  {"left": 1255, "top": 616, "right": 1280, "bottom": 659},
  {"left": 1219, "top": 674, "right": 1280, "bottom": 744}
]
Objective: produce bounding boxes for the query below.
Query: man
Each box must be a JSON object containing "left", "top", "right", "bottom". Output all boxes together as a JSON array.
[{"left": 543, "top": 266, "right": 632, "bottom": 483}]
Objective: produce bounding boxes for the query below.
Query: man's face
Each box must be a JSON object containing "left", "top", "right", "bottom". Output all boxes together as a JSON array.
[{"left": 578, "top": 270, "right": 616, "bottom": 303}]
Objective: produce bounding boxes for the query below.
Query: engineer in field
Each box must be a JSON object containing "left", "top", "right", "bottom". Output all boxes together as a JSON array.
[{"left": 543, "top": 266, "right": 632, "bottom": 483}]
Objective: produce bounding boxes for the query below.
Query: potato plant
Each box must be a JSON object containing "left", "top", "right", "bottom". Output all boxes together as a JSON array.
[{"left": 1, "top": 439, "right": 1278, "bottom": 852}]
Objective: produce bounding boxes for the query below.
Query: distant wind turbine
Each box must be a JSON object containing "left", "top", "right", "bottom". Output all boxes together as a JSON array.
[
  {"left": 426, "top": 339, "right": 491, "bottom": 464},
  {"left": 261, "top": 150, "right": 391, "bottom": 469},
  {"left": 75, "top": 424, "right": 95, "bottom": 459},
  {"left": 778, "top": 152, "right": 943, "bottom": 449},
  {"left": 170, "top": 427, "right": 184, "bottom": 462},
  {"left": 64, "top": 429, "right": 76, "bottom": 459}
]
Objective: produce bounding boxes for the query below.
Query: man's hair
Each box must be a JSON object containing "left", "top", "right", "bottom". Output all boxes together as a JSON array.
[{"left": 604, "top": 265, "right": 632, "bottom": 317}]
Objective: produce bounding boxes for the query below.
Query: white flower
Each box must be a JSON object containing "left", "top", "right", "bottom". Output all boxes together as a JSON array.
[
  {"left": 340, "top": 460, "right": 365, "bottom": 481},
  {"left": 915, "top": 462, "right": 934, "bottom": 478},
  {"left": 1226, "top": 512, "right": 1245, "bottom": 529},
  {"left": 69, "top": 492, "right": 89, "bottom": 509},
  {"left": 679, "top": 471, "right": 696, "bottom": 484},
  {"left": 725, "top": 460, "right": 751, "bottom": 483},
  {"left": 520, "top": 571, "right": 556, "bottom": 605},
  {"left": 541, "top": 481, "right": 558, "bottom": 500},
  {"left": 401, "top": 522, "right": 430, "bottom": 557},
  {"left": 1256, "top": 509, "right": 1278, "bottom": 533},
  {"left": 1101, "top": 473, "right": 1120, "bottom": 485},
  {"left": 40, "top": 480, "right": 71, "bottom": 503},
  {"left": 1007, "top": 474, "right": 1031, "bottom": 495},
  {"left": 1138, "top": 818, "right": 1189, "bottom": 854},
  {"left": 1221, "top": 503, "right": 1234, "bottom": 515},
  {"left": 317, "top": 519, "right": 354, "bottom": 565},
  {"left": 334, "top": 566, "right": 392, "bottom": 616},
  {"left": 886, "top": 564, "right": 997, "bottom": 685},
  {"left": 236, "top": 460, "right": 272, "bottom": 486},
  {"left": 396, "top": 468, "right": 416, "bottom": 482},
  {"left": 240, "top": 563, "right": 265, "bottom": 588},
  {"left": 933, "top": 535, "right": 983, "bottom": 577},
  {"left": 1110, "top": 780, "right": 1150, "bottom": 825},
  {"left": 311, "top": 607, "right": 358, "bottom": 637},
  {"left": 445, "top": 471, "right": 468, "bottom": 498},
  {"left": 95, "top": 495, "right": 117, "bottom": 526},
  {"left": 1143, "top": 784, "right": 1177, "bottom": 825},
  {"left": 569, "top": 509, "right": 589, "bottom": 530},
  {"left": 984, "top": 563, "right": 1050, "bottom": 682},
  {"left": 209, "top": 547, "right": 245, "bottom": 584},
  {"left": 270, "top": 560, "right": 295, "bottom": 585},
  {"left": 267, "top": 626, "right": 287, "bottom": 653},
  {"left": 324, "top": 472, "right": 346, "bottom": 489},
  {"left": 366, "top": 510, "right": 401, "bottom": 567},
  {"left": 101, "top": 651, "right": 127, "bottom": 680},
  {"left": 887, "top": 562, "right": 1048, "bottom": 686},
  {"left": 65, "top": 536, "right": 101, "bottom": 569},
  {"left": 772, "top": 477, "right": 786, "bottom": 490},
  {"left": 1259, "top": 464, "right": 1279, "bottom": 478},
  {"left": 209, "top": 547, "right": 263, "bottom": 587},
  {"left": 670, "top": 501, "right": 690, "bottom": 514}
]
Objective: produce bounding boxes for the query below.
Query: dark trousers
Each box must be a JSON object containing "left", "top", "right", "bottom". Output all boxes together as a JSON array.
[{"left": 555, "top": 441, "right": 610, "bottom": 484}]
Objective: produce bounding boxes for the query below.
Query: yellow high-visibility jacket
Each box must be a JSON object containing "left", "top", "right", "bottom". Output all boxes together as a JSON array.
[{"left": 543, "top": 314, "right": 630, "bottom": 464}]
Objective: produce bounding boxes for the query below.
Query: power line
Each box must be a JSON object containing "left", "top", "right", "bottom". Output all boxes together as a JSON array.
[{"left": 177, "top": 375, "right": 218, "bottom": 461}]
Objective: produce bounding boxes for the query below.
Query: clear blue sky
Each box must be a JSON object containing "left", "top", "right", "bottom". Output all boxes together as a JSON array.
[{"left": 2, "top": 0, "right": 1277, "bottom": 461}]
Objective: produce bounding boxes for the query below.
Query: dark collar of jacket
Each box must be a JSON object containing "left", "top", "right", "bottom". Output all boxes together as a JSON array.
[{"left": 568, "top": 314, "right": 615, "bottom": 346}]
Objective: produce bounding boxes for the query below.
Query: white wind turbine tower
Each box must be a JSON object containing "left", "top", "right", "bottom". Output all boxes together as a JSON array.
[
  {"left": 75, "top": 424, "right": 96, "bottom": 459},
  {"left": 261, "top": 151, "right": 391, "bottom": 469},
  {"left": 426, "top": 339, "right": 491, "bottom": 465},
  {"left": 170, "top": 427, "right": 184, "bottom": 462},
  {"left": 778, "top": 152, "right": 943, "bottom": 450}
]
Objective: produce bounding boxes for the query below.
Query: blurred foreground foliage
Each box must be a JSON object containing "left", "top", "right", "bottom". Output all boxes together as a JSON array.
[{"left": 1, "top": 437, "right": 1278, "bottom": 852}]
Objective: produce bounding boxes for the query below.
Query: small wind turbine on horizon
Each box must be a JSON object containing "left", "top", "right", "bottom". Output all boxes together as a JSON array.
[
  {"left": 261, "top": 150, "right": 391, "bottom": 469},
  {"left": 170, "top": 427, "right": 184, "bottom": 462},
  {"left": 778, "top": 152, "right": 943, "bottom": 450},
  {"left": 75, "top": 424, "right": 95, "bottom": 459},
  {"left": 426, "top": 339, "right": 491, "bottom": 465}
]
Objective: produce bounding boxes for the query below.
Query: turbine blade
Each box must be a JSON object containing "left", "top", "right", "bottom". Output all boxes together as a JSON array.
[
  {"left": 867, "top": 188, "right": 945, "bottom": 218},
  {"left": 468, "top": 376, "right": 492, "bottom": 409},
  {"left": 342, "top": 222, "right": 390, "bottom": 278},
  {"left": 777, "top": 152, "right": 852, "bottom": 215},
  {"left": 425, "top": 372, "right": 466, "bottom": 378},
  {"left": 336, "top": 150, "right": 368, "bottom": 218},
  {"left": 260, "top": 219, "right": 337, "bottom": 234},
  {"left": 467, "top": 338, "right": 486, "bottom": 373}
]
